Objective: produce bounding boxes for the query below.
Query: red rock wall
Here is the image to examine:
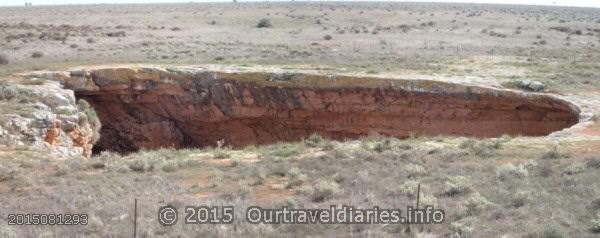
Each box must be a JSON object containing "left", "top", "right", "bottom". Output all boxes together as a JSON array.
[{"left": 69, "top": 68, "right": 579, "bottom": 153}]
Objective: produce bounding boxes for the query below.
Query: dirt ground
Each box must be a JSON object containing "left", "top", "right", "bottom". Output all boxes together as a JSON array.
[{"left": 1, "top": 2, "right": 600, "bottom": 238}]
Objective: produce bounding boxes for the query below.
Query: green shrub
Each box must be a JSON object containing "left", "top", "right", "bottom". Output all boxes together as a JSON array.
[
  {"left": 88, "top": 160, "right": 106, "bottom": 169},
  {"left": 31, "top": 51, "right": 44, "bottom": 58},
  {"left": 550, "top": 26, "right": 571, "bottom": 33},
  {"left": 209, "top": 172, "right": 224, "bottom": 188},
  {"left": 457, "top": 192, "right": 492, "bottom": 217},
  {"left": 511, "top": 191, "right": 532, "bottom": 208},
  {"left": 304, "top": 134, "right": 325, "bottom": 148},
  {"left": 0, "top": 225, "right": 16, "bottom": 238},
  {"left": 592, "top": 215, "right": 600, "bottom": 233},
  {"left": 286, "top": 167, "right": 308, "bottom": 188},
  {"left": 287, "top": 167, "right": 302, "bottom": 177},
  {"left": 563, "top": 162, "right": 585, "bottom": 175},
  {"left": 420, "top": 193, "right": 438, "bottom": 206},
  {"left": 212, "top": 149, "right": 230, "bottom": 159},
  {"left": 304, "top": 133, "right": 333, "bottom": 150},
  {"left": 444, "top": 176, "right": 472, "bottom": 196},
  {"left": 450, "top": 220, "right": 474, "bottom": 238},
  {"left": 269, "top": 161, "right": 291, "bottom": 177},
  {"left": 351, "top": 149, "right": 377, "bottom": 161},
  {"left": 0, "top": 165, "right": 17, "bottom": 182},
  {"left": 496, "top": 163, "right": 529, "bottom": 180},
  {"left": 459, "top": 139, "right": 476, "bottom": 149},
  {"left": 541, "top": 144, "right": 569, "bottom": 160},
  {"left": 0, "top": 84, "right": 18, "bottom": 100},
  {"left": 269, "top": 73, "right": 301, "bottom": 82},
  {"left": 286, "top": 174, "right": 308, "bottom": 188},
  {"left": 585, "top": 156, "right": 600, "bottom": 169},
  {"left": 370, "top": 139, "right": 392, "bottom": 153},
  {"left": 230, "top": 158, "right": 241, "bottom": 167},
  {"left": 161, "top": 161, "right": 178, "bottom": 172},
  {"left": 128, "top": 159, "right": 151, "bottom": 172},
  {"left": 311, "top": 179, "right": 343, "bottom": 202},
  {"left": 522, "top": 160, "right": 539, "bottom": 170},
  {"left": 398, "top": 180, "right": 420, "bottom": 197},
  {"left": 524, "top": 227, "right": 567, "bottom": 238},
  {"left": 256, "top": 18, "right": 272, "bottom": 28},
  {"left": 250, "top": 169, "right": 267, "bottom": 186},
  {"left": 262, "top": 143, "right": 302, "bottom": 158},
  {"left": 405, "top": 163, "right": 427, "bottom": 177},
  {"left": 77, "top": 99, "right": 101, "bottom": 144},
  {"left": 459, "top": 139, "right": 497, "bottom": 158}
]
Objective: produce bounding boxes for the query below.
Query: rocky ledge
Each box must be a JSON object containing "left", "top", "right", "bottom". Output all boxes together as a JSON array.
[
  {"left": 1, "top": 65, "right": 583, "bottom": 155},
  {"left": 0, "top": 78, "right": 97, "bottom": 157}
]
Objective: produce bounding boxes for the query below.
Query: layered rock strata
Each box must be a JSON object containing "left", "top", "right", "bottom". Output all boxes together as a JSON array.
[{"left": 38, "top": 66, "right": 580, "bottom": 154}]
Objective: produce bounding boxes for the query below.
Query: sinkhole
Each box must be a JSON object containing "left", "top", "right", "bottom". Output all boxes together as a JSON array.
[{"left": 58, "top": 66, "right": 580, "bottom": 154}]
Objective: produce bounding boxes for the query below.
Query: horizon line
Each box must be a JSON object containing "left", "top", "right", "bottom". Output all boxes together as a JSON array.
[{"left": 1, "top": 1, "right": 599, "bottom": 9}]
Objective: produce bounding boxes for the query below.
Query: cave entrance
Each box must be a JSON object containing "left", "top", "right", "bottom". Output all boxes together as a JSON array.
[{"left": 65, "top": 67, "right": 580, "bottom": 154}]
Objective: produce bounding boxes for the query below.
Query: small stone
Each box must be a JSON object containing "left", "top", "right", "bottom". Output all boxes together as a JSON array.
[
  {"left": 507, "top": 79, "right": 545, "bottom": 92},
  {"left": 519, "top": 79, "right": 532, "bottom": 88},
  {"left": 527, "top": 81, "right": 545, "bottom": 92}
]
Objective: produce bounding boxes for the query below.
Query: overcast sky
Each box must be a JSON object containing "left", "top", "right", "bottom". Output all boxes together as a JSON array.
[{"left": 1, "top": 0, "right": 599, "bottom": 8}]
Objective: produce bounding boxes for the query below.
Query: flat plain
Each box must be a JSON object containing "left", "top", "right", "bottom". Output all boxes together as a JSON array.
[{"left": 1, "top": 2, "right": 600, "bottom": 237}]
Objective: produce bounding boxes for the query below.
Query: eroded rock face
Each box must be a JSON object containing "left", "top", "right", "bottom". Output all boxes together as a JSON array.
[
  {"left": 0, "top": 79, "right": 95, "bottom": 157},
  {"left": 41, "top": 66, "right": 580, "bottom": 154}
]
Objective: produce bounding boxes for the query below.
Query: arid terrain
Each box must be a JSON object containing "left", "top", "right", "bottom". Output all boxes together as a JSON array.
[{"left": 0, "top": 2, "right": 600, "bottom": 238}]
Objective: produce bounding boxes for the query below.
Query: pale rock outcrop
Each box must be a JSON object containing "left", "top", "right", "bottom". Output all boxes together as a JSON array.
[{"left": 0, "top": 79, "right": 96, "bottom": 157}]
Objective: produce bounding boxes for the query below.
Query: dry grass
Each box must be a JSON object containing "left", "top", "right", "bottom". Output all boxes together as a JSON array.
[
  {"left": 0, "top": 3, "right": 597, "bottom": 91},
  {"left": 1, "top": 135, "right": 598, "bottom": 237}
]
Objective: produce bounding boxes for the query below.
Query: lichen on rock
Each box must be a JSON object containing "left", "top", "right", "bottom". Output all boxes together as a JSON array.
[{"left": 0, "top": 79, "right": 98, "bottom": 158}]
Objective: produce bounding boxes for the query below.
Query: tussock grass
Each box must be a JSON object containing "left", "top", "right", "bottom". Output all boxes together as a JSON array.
[
  {"left": 0, "top": 133, "right": 595, "bottom": 237},
  {"left": 541, "top": 144, "right": 570, "bottom": 160}
]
